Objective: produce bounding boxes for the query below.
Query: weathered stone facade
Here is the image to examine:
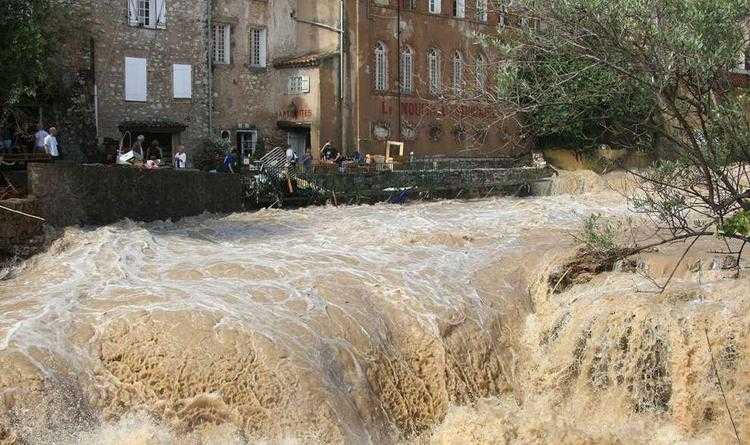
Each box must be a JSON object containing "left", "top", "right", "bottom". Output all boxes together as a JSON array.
[{"left": 87, "top": 0, "right": 211, "bottom": 157}]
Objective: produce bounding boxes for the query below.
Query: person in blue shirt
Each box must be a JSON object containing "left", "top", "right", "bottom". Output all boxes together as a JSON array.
[{"left": 223, "top": 150, "right": 239, "bottom": 173}]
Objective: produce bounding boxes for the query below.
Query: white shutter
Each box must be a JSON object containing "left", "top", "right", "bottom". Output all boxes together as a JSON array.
[
  {"left": 456, "top": 0, "right": 465, "bottom": 17},
  {"left": 125, "top": 57, "right": 147, "bottom": 102},
  {"left": 154, "top": 0, "right": 166, "bottom": 28},
  {"left": 259, "top": 29, "right": 267, "bottom": 67},
  {"left": 173, "top": 64, "right": 192, "bottom": 99},
  {"left": 127, "top": 0, "right": 138, "bottom": 26},
  {"left": 224, "top": 25, "right": 231, "bottom": 64}
]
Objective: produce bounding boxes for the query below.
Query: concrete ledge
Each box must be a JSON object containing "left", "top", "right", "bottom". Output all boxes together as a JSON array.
[{"left": 28, "top": 163, "right": 243, "bottom": 227}]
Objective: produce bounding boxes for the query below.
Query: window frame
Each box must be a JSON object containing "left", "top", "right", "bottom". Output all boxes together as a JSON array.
[
  {"left": 212, "top": 23, "right": 231, "bottom": 65},
  {"left": 249, "top": 27, "right": 268, "bottom": 68},
  {"left": 428, "top": 48, "right": 442, "bottom": 95},
  {"left": 400, "top": 46, "right": 414, "bottom": 95},
  {"left": 374, "top": 41, "right": 389, "bottom": 92}
]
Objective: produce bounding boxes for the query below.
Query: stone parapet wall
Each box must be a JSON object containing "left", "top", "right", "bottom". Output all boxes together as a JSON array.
[{"left": 28, "top": 163, "right": 243, "bottom": 227}]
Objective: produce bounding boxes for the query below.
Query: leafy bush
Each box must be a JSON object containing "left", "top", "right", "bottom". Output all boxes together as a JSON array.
[{"left": 193, "top": 136, "right": 231, "bottom": 171}]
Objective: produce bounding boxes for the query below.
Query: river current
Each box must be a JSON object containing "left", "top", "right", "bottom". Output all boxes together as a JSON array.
[{"left": 1, "top": 173, "right": 748, "bottom": 444}]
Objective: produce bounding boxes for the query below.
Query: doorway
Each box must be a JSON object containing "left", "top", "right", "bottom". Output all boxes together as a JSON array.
[{"left": 287, "top": 129, "right": 310, "bottom": 157}]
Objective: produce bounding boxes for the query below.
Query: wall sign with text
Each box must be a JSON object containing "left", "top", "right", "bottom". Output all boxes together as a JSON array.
[{"left": 288, "top": 74, "right": 311, "bottom": 95}]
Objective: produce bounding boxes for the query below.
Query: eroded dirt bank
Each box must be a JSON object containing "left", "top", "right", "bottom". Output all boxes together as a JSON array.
[{"left": 0, "top": 172, "right": 747, "bottom": 444}]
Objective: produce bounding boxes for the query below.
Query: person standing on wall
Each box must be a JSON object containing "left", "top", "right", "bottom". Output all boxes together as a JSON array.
[
  {"left": 320, "top": 140, "right": 337, "bottom": 161},
  {"left": 173, "top": 144, "right": 188, "bottom": 169},
  {"left": 43, "top": 127, "right": 60, "bottom": 160},
  {"left": 34, "top": 125, "right": 49, "bottom": 153},
  {"left": 147, "top": 140, "right": 163, "bottom": 162},
  {"left": 132, "top": 135, "right": 145, "bottom": 161}
]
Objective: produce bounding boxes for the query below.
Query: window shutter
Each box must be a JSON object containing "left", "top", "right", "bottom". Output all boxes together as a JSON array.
[
  {"left": 127, "top": 0, "right": 138, "bottom": 26},
  {"left": 259, "top": 29, "right": 267, "bottom": 67},
  {"left": 125, "top": 57, "right": 147, "bottom": 102},
  {"left": 154, "top": 0, "right": 166, "bottom": 28},
  {"left": 456, "top": 0, "right": 465, "bottom": 17},
  {"left": 224, "top": 25, "right": 231, "bottom": 64},
  {"left": 173, "top": 64, "right": 192, "bottom": 99}
]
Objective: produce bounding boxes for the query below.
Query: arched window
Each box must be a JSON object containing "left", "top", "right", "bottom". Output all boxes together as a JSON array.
[
  {"left": 476, "top": 53, "right": 486, "bottom": 92},
  {"left": 374, "top": 41, "right": 388, "bottom": 91},
  {"left": 452, "top": 51, "right": 463, "bottom": 94},
  {"left": 428, "top": 48, "right": 441, "bottom": 94},
  {"left": 476, "top": 0, "right": 488, "bottom": 22},
  {"left": 401, "top": 46, "right": 414, "bottom": 94}
]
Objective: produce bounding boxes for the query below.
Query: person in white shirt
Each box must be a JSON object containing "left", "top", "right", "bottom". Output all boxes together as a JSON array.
[
  {"left": 173, "top": 144, "right": 187, "bottom": 169},
  {"left": 43, "top": 127, "right": 59, "bottom": 159},
  {"left": 34, "top": 126, "right": 49, "bottom": 153},
  {"left": 285, "top": 146, "right": 298, "bottom": 164}
]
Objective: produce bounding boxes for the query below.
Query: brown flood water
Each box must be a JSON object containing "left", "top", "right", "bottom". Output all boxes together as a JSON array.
[{"left": 0, "top": 172, "right": 747, "bottom": 444}]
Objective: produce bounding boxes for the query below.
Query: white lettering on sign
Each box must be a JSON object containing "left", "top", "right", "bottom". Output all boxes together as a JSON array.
[{"left": 288, "top": 74, "right": 310, "bottom": 95}]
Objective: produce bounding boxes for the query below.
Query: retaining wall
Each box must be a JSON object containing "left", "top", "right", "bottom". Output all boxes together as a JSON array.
[{"left": 28, "top": 163, "right": 244, "bottom": 227}]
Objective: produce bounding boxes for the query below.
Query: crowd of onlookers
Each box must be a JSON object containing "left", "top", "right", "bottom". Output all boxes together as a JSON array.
[{"left": 0, "top": 125, "right": 61, "bottom": 160}]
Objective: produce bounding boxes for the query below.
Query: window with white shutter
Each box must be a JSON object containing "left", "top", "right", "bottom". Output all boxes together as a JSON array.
[
  {"left": 453, "top": 0, "right": 465, "bottom": 18},
  {"left": 213, "top": 24, "right": 231, "bottom": 64},
  {"left": 124, "top": 57, "right": 147, "bottom": 102},
  {"left": 172, "top": 64, "right": 192, "bottom": 99},
  {"left": 476, "top": 0, "right": 488, "bottom": 22},
  {"left": 250, "top": 28, "right": 267, "bottom": 68},
  {"left": 429, "top": 0, "right": 441, "bottom": 14},
  {"left": 127, "top": 0, "right": 166, "bottom": 29}
]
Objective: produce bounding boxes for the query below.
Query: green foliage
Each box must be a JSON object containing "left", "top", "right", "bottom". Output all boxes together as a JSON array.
[
  {"left": 720, "top": 211, "right": 750, "bottom": 238},
  {"left": 0, "top": 0, "right": 88, "bottom": 127},
  {"left": 575, "top": 213, "right": 622, "bottom": 253},
  {"left": 523, "top": 52, "right": 656, "bottom": 151},
  {"left": 193, "top": 136, "right": 232, "bottom": 171}
]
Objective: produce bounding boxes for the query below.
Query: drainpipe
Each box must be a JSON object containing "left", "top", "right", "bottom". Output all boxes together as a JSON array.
[
  {"left": 396, "top": 0, "right": 401, "bottom": 141},
  {"left": 340, "top": 0, "right": 348, "bottom": 154},
  {"left": 206, "top": 0, "right": 214, "bottom": 137},
  {"left": 291, "top": 3, "right": 348, "bottom": 153}
]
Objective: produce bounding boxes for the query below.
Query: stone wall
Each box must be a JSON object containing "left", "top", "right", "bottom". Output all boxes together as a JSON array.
[
  {"left": 0, "top": 198, "right": 46, "bottom": 261},
  {"left": 27, "top": 163, "right": 243, "bottom": 227}
]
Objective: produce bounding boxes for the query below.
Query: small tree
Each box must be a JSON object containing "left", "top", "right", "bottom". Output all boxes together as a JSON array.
[{"left": 491, "top": 0, "right": 750, "bottom": 275}]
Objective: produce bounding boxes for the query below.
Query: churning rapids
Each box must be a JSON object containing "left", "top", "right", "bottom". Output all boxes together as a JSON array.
[{"left": 0, "top": 172, "right": 748, "bottom": 444}]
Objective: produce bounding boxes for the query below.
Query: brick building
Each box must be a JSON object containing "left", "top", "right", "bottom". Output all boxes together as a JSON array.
[{"left": 79, "top": 0, "right": 527, "bottom": 161}]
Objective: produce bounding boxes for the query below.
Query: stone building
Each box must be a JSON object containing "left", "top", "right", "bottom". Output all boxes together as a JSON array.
[
  {"left": 79, "top": 0, "right": 526, "bottom": 161},
  {"left": 86, "top": 0, "right": 211, "bottom": 157}
]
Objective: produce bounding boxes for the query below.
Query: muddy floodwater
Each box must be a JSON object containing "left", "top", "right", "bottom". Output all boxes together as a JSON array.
[{"left": 1, "top": 173, "right": 748, "bottom": 444}]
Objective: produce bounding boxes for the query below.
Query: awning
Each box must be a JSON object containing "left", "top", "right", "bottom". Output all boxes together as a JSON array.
[
  {"left": 277, "top": 121, "right": 311, "bottom": 130},
  {"left": 118, "top": 120, "right": 188, "bottom": 132},
  {"left": 273, "top": 51, "right": 339, "bottom": 69}
]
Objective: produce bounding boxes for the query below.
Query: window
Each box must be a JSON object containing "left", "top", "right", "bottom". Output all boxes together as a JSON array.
[
  {"left": 453, "top": 0, "right": 465, "bottom": 18},
  {"left": 401, "top": 0, "right": 416, "bottom": 10},
  {"left": 127, "top": 0, "right": 166, "bottom": 29},
  {"left": 124, "top": 57, "right": 147, "bottom": 102},
  {"left": 429, "top": 0, "right": 441, "bottom": 14},
  {"left": 428, "top": 48, "right": 441, "bottom": 94},
  {"left": 476, "top": 53, "right": 486, "bottom": 91},
  {"left": 213, "top": 24, "right": 231, "bottom": 64},
  {"left": 250, "top": 28, "right": 267, "bottom": 68},
  {"left": 172, "top": 64, "right": 192, "bottom": 99},
  {"left": 375, "top": 41, "right": 388, "bottom": 91},
  {"left": 452, "top": 51, "right": 463, "bottom": 94},
  {"left": 476, "top": 0, "right": 488, "bottom": 22},
  {"left": 238, "top": 130, "right": 258, "bottom": 159},
  {"left": 401, "top": 46, "right": 414, "bottom": 94}
]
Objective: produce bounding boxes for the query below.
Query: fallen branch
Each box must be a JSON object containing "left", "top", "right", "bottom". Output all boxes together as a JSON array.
[
  {"left": 0, "top": 204, "right": 46, "bottom": 222},
  {"left": 704, "top": 328, "right": 742, "bottom": 445}
]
